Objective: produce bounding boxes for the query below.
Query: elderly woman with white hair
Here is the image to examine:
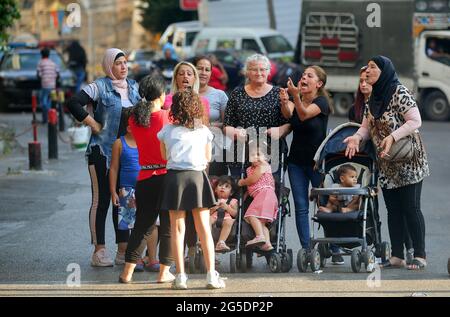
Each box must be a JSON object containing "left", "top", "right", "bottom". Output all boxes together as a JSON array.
[
  {"left": 67, "top": 48, "right": 141, "bottom": 267},
  {"left": 223, "top": 53, "right": 291, "bottom": 178}
]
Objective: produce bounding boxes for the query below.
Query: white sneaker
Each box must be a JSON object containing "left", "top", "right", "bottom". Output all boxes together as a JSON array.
[
  {"left": 172, "top": 273, "right": 188, "bottom": 290},
  {"left": 206, "top": 270, "right": 226, "bottom": 289},
  {"left": 115, "top": 252, "right": 125, "bottom": 265},
  {"left": 91, "top": 249, "right": 114, "bottom": 267}
]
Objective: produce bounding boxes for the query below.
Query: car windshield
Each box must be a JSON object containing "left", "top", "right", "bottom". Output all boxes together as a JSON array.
[
  {"left": 261, "top": 35, "right": 293, "bottom": 54},
  {"left": 0, "top": 51, "right": 66, "bottom": 71}
]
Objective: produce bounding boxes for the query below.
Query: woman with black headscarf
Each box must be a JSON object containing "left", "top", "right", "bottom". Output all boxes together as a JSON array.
[{"left": 344, "top": 56, "right": 430, "bottom": 270}]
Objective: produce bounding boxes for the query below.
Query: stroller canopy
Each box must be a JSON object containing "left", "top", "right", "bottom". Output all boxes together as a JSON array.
[{"left": 314, "top": 122, "right": 377, "bottom": 167}]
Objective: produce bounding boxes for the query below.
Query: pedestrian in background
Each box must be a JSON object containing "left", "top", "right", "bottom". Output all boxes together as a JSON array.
[
  {"left": 194, "top": 55, "right": 229, "bottom": 176},
  {"left": 37, "top": 47, "right": 59, "bottom": 124},
  {"left": 65, "top": 40, "right": 87, "bottom": 92},
  {"left": 67, "top": 48, "right": 141, "bottom": 267}
]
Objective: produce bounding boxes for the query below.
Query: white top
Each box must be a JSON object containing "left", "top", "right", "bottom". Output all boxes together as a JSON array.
[{"left": 157, "top": 124, "right": 213, "bottom": 171}]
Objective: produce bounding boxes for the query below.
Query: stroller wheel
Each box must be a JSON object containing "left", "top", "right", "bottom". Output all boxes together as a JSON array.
[
  {"left": 310, "top": 249, "right": 321, "bottom": 272},
  {"left": 188, "top": 254, "right": 196, "bottom": 274},
  {"left": 363, "top": 250, "right": 375, "bottom": 272},
  {"left": 297, "top": 249, "right": 309, "bottom": 273},
  {"left": 281, "top": 252, "right": 292, "bottom": 272},
  {"left": 230, "top": 253, "right": 236, "bottom": 273},
  {"left": 239, "top": 252, "right": 247, "bottom": 273},
  {"left": 287, "top": 249, "right": 293, "bottom": 268},
  {"left": 269, "top": 253, "right": 282, "bottom": 273},
  {"left": 351, "top": 249, "right": 362, "bottom": 273},
  {"left": 447, "top": 258, "right": 450, "bottom": 275},
  {"left": 246, "top": 250, "right": 253, "bottom": 269},
  {"left": 380, "top": 242, "right": 391, "bottom": 263},
  {"left": 318, "top": 244, "right": 327, "bottom": 268}
]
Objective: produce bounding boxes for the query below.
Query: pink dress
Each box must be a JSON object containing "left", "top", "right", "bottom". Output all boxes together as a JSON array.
[{"left": 244, "top": 164, "right": 278, "bottom": 223}]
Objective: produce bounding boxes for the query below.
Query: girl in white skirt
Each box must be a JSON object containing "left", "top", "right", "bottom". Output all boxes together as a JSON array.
[{"left": 157, "top": 90, "right": 226, "bottom": 290}]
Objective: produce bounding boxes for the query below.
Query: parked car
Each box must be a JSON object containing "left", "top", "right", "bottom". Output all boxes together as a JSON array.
[
  {"left": 159, "top": 21, "right": 203, "bottom": 60},
  {"left": 200, "top": 49, "right": 302, "bottom": 93},
  {"left": 127, "top": 49, "right": 159, "bottom": 82},
  {"left": 0, "top": 48, "right": 76, "bottom": 110},
  {"left": 191, "top": 27, "right": 294, "bottom": 61}
]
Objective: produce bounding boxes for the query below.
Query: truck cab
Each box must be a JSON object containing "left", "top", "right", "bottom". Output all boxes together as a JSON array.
[
  {"left": 416, "top": 31, "right": 450, "bottom": 121},
  {"left": 159, "top": 21, "right": 203, "bottom": 60}
]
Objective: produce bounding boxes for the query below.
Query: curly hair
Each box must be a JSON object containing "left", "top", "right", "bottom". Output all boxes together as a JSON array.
[{"left": 170, "top": 90, "right": 204, "bottom": 129}]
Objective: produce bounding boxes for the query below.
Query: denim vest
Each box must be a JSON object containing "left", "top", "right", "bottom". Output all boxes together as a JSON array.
[{"left": 86, "top": 77, "right": 140, "bottom": 168}]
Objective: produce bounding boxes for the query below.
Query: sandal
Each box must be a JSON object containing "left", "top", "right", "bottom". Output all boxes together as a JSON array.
[
  {"left": 380, "top": 257, "right": 406, "bottom": 269},
  {"left": 407, "top": 258, "right": 427, "bottom": 271}
]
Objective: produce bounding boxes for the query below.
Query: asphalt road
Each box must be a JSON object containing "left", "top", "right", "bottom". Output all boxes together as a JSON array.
[{"left": 0, "top": 112, "right": 449, "bottom": 297}]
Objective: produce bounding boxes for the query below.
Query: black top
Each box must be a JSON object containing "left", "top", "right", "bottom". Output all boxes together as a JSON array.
[
  {"left": 66, "top": 90, "right": 127, "bottom": 138},
  {"left": 288, "top": 96, "right": 330, "bottom": 166},
  {"left": 223, "top": 85, "right": 289, "bottom": 167}
]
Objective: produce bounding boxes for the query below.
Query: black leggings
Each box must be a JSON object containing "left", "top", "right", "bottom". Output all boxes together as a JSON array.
[
  {"left": 382, "top": 181, "right": 426, "bottom": 259},
  {"left": 87, "top": 145, "right": 129, "bottom": 245},
  {"left": 125, "top": 175, "right": 172, "bottom": 266}
]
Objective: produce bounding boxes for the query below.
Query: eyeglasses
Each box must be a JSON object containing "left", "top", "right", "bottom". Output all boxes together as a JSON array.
[{"left": 248, "top": 68, "right": 269, "bottom": 73}]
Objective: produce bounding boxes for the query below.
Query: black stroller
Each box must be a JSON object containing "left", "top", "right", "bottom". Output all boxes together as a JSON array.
[
  {"left": 235, "top": 137, "right": 293, "bottom": 273},
  {"left": 298, "top": 123, "right": 391, "bottom": 273}
]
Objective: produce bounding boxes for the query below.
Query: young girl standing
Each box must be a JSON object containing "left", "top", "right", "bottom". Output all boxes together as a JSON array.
[
  {"left": 238, "top": 146, "right": 278, "bottom": 252},
  {"left": 157, "top": 90, "right": 226, "bottom": 290}
]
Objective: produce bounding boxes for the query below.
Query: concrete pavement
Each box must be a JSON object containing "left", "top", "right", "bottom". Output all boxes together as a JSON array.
[{"left": 0, "top": 112, "right": 449, "bottom": 297}]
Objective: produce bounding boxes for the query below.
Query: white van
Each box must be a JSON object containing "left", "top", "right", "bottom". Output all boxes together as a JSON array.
[
  {"left": 190, "top": 27, "right": 294, "bottom": 61},
  {"left": 159, "top": 21, "right": 203, "bottom": 60}
]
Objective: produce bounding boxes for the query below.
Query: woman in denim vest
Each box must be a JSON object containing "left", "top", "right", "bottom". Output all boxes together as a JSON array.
[{"left": 67, "top": 48, "right": 141, "bottom": 267}]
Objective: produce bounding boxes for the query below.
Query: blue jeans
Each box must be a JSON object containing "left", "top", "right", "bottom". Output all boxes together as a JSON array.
[
  {"left": 288, "top": 163, "right": 321, "bottom": 250},
  {"left": 73, "top": 67, "right": 86, "bottom": 93},
  {"left": 288, "top": 162, "right": 340, "bottom": 253},
  {"left": 39, "top": 88, "right": 52, "bottom": 123}
]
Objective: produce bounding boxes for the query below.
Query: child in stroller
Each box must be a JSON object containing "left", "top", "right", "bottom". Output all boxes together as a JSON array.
[
  {"left": 318, "top": 164, "right": 361, "bottom": 214},
  {"left": 238, "top": 146, "right": 278, "bottom": 252},
  {"left": 210, "top": 176, "right": 238, "bottom": 253}
]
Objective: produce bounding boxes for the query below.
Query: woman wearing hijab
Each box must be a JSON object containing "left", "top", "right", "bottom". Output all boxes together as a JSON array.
[
  {"left": 344, "top": 56, "right": 430, "bottom": 270},
  {"left": 67, "top": 48, "right": 141, "bottom": 267}
]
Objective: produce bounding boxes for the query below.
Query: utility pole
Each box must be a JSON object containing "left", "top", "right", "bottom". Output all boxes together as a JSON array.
[{"left": 267, "top": 0, "right": 277, "bottom": 30}]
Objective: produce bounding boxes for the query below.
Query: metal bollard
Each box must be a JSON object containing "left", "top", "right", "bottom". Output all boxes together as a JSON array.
[
  {"left": 48, "top": 108, "right": 58, "bottom": 159},
  {"left": 58, "top": 90, "right": 65, "bottom": 132},
  {"left": 29, "top": 91, "right": 42, "bottom": 170}
]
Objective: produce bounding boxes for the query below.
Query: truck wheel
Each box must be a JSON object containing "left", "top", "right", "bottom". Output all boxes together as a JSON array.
[
  {"left": 424, "top": 91, "right": 450, "bottom": 121},
  {"left": 333, "top": 93, "right": 354, "bottom": 117}
]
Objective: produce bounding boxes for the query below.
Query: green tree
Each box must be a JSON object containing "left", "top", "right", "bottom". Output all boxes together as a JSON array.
[
  {"left": 139, "top": 0, "right": 197, "bottom": 34},
  {"left": 0, "top": 0, "right": 21, "bottom": 47}
]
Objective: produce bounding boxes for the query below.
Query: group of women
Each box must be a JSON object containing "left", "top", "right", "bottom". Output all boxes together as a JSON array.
[{"left": 67, "top": 46, "right": 429, "bottom": 290}]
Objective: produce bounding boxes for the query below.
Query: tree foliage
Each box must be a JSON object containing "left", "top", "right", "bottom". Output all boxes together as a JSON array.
[
  {"left": 0, "top": 0, "right": 21, "bottom": 46},
  {"left": 139, "top": 0, "right": 197, "bottom": 34}
]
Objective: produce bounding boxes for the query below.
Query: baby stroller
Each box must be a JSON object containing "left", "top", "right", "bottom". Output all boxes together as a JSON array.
[
  {"left": 233, "top": 137, "right": 293, "bottom": 273},
  {"left": 298, "top": 122, "right": 391, "bottom": 273}
]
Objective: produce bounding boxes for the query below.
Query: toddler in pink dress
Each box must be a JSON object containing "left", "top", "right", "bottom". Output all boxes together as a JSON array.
[{"left": 238, "top": 148, "right": 278, "bottom": 251}]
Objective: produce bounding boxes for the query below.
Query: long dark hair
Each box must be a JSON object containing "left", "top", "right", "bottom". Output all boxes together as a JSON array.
[
  {"left": 352, "top": 66, "right": 368, "bottom": 123},
  {"left": 131, "top": 74, "right": 165, "bottom": 127}
]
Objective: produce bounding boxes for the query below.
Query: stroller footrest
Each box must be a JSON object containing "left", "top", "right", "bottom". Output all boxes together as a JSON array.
[{"left": 313, "top": 210, "right": 362, "bottom": 223}]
